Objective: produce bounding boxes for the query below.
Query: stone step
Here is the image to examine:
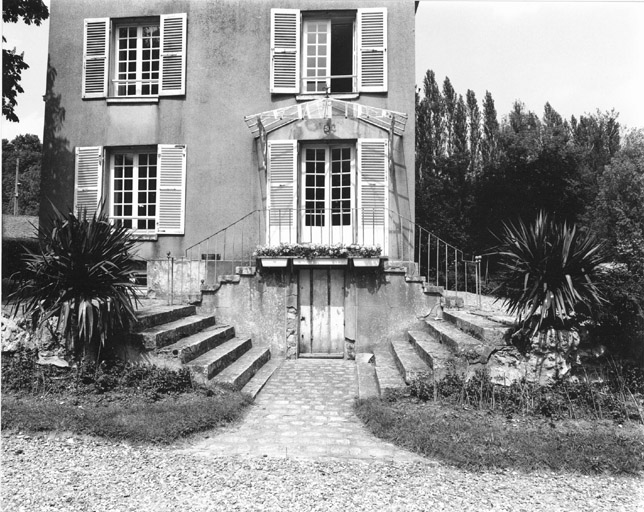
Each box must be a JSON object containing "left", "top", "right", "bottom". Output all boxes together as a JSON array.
[
  {"left": 134, "top": 313, "right": 218, "bottom": 350},
  {"left": 212, "top": 346, "right": 271, "bottom": 390},
  {"left": 241, "top": 358, "right": 281, "bottom": 399},
  {"left": 186, "top": 336, "right": 252, "bottom": 383},
  {"left": 373, "top": 346, "right": 407, "bottom": 394},
  {"left": 408, "top": 330, "right": 465, "bottom": 381},
  {"left": 442, "top": 309, "right": 513, "bottom": 346},
  {"left": 158, "top": 324, "right": 235, "bottom": 364},
  {"left": 424, "top": 318, "right": 496, "bottom": 365},
  {"left": 134, "top": 304, "right": 197, "bottom": 331},
  {"left": 356, "top": 357, "right": 380, "bottom": 399},
  {"left": 390, "top": 339, "right": 431, "bottom": 384}
]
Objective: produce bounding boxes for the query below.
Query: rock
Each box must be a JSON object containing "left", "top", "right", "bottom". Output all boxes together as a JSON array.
[
  {"left": 37, "top": 354, "right": 71, "bottom": 368},
  {"left": 487, "top": 347, "right": 530, "bottom": 386},
  {"left": 487, "top": 345, "right": 572, "bottom": 386}
]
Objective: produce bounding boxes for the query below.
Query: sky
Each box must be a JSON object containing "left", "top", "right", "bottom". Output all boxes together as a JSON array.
[{"left": 1, "top": 0, "right": 643, "bottom": 142}]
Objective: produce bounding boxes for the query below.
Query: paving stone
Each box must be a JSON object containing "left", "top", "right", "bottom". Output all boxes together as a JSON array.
[{"left": 179, "top": 359, "right": 425, "bottom": 463}]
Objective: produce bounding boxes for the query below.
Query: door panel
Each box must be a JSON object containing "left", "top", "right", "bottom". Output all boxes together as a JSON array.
[{"left": 299, "top": 268, "right": 345, "bottom": 356}]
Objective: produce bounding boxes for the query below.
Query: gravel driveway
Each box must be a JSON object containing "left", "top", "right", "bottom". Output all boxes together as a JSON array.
[{"left": 3, "top": 431, "right": 642, "bottom": 511}]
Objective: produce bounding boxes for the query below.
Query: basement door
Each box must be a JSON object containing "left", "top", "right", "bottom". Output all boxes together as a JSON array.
[{"left": 298, "top": 268, "right": 345, "bottom": 357}]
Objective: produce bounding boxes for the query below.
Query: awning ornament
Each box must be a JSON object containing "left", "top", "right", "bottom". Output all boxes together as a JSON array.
[{"left": 244, "top": 98, "right": 408, "bottom": 138}]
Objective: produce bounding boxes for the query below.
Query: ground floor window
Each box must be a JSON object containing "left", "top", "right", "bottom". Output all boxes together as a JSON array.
[
  {"left": 300, "top": 144, "right": 355, "bottom": 244},
  {"left": 111, "top": 150, "right": 157, "bottom": 233}
]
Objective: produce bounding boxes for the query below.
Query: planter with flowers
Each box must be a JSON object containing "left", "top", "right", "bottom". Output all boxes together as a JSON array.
[{"left": 254, "top": 243, "right": 382, "bottom": 268}]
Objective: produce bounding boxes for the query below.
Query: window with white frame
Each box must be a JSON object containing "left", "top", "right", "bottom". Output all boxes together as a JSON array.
[
  {"left": 270, "top": 8, "right": 387, "bottom": 95},
  {"left": 74, "top": 144, "right": 186, "bottom": 236},
  {"left": 82, "top": 14, "right": 186, "bottom": 100},
  {"left": 302, "top": 15, "right": 355, "bottom": 94},
  {"left": 114, "top": 23, "right": 160, "bottom": 97},
  {"left": 111, "top": 150, "right": 158, "bottom": 232}
]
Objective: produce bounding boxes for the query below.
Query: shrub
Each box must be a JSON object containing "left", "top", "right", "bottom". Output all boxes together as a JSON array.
[
  {"left": 491, "top": 210, "right": 605, "bottom": 337},
  {"left": 9, "top": 206, "right": 140, "bottom": 361}
]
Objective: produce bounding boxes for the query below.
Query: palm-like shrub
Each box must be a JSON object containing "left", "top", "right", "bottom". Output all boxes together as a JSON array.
[
  {"left": 10, "top": 206, "right": 140, "bottom": 360},
  {"left": 492, "top": 211, "right": 605, "bottom": 334}
]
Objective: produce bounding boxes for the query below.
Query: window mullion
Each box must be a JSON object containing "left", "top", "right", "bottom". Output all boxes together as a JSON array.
[
  {"left": 133, "top": 154, "right": 140, "bottom": 231},
  {"left": 136, "top": 26, "right": 143, "bottom": 96}
]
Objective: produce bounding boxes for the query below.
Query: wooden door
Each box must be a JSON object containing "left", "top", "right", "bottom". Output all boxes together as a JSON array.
[{"left": 299, "top": 268, "right": 345, "bottom": 357}]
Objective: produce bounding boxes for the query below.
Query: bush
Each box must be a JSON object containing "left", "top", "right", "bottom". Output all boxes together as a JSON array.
[
  {"left": 492, "top": 210, "right": 605, "bottom": 335},
  {"left": 594, "top": 266, "right": 644, "bottom": 362},
  {"left": 9, "top": 206, "right": 140, "bottom": 361}
]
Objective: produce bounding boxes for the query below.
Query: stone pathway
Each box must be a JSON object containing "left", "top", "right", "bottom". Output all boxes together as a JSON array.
[{"left": 179, "top": 359, "right": 427, "bottom": 463}]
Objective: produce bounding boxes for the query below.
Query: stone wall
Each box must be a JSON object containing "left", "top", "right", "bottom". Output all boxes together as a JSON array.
[{"left": 199, "top": 266, "right": 442, "bottom": 358}]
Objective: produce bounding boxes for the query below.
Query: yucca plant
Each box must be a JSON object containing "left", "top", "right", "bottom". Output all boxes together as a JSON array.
[
  {"left": 492, "top": 211, "right": 606, "bottom": 335},
  {"left": 10, "top": 206, "right": 140, "bottom": 361}
]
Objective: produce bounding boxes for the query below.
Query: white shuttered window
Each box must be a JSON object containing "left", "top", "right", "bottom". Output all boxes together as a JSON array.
[
  {"left": 82, "top": 14, "right": 187, "bottom": 99},
  {"left": 157, "top": 144, "right": 187, "bottom": 234},
  {"left": 74, "top": 145, "right": 186, "bottom": 236},
  {"left": 270, "top": 8, "right": 387, "bottom": 94},
  {"left": 82, "top": 19, "right": 109, "bottom": 98},
  {"left": 357, "top": 8, "right": 387, "bottom": 93},
  {"left": 74, "top": 146, "right": 104, "bottom": 217},
  {"left": 160, "top": 14, "right": 187, "bottom": 95},
  {"left": 270, "top": 9, "right": 301, "bottom": 94},
  {"left": 267, "top": 140, "right": 297, "bottom": 243},
  {"left": 358, "top": 139, "right": 388, "bottom": 249}
]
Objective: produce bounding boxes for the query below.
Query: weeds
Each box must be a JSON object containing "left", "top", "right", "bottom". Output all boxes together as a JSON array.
[
  {"left": 1, "top": 349, "right": 250, "bottom": 443},
  {"left": 409, "top": 364, "right": 644, "bottom": 423}
]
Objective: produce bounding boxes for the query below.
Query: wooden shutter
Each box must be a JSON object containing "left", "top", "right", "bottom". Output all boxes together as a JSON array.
[
  {"left": 358, "top": 139, "right": 388, "bottom": 250},
  {"left": 74, "top": 146, "right": 104, "bottom": 217},
  {"left": 357, "top": 8, "right": 387, "bottom": 93},
  {"left": 82, "top": 18, "right": 109, "bottom": 98},
  {"left": 267, "top": 140, "right": 297, "bottom": 244},
  {"left": 160, "top": 14, "right": 187, "bottom": 96},
  {"left": 157, "top": 144, "right": 186, "bottom": 234},
  {"left": 270, "top": 9, "right": 300, "bottom": 94}
]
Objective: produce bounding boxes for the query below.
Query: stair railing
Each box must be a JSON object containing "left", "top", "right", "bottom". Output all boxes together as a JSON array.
[{"left": 181, "top": 207, "right": 483, "bottom": 307}]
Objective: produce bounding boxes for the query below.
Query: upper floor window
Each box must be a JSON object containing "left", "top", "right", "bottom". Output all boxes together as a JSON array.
[
  {"left": 302, "top": 15, "right": 355, "bottom": 94},
  {"left": 270, "top": 8, "right": 387, "bottom": 95},
  {"left": 82, "top": 14, "right": 186, "bottom": 100},
  {"left": 114, "top": 23, "right": 160, "bottom": 97}
]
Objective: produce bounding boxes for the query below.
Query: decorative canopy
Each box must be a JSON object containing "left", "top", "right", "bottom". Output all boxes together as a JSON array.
[{"left": 244, "top": 98, "right": 408, "bottom": 138}]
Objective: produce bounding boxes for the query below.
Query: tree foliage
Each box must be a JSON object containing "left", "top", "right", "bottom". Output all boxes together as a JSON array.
[
  {"left": 2, "top": 0, "right": 49, "bottom": 122},
  {"left": 2, "top": 134, "right": 42, "bottom": 215}
]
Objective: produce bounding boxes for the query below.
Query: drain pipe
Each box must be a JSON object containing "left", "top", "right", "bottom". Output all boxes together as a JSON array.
[{"left": 167, "top": 252, "right": 174, "bottom": 306}]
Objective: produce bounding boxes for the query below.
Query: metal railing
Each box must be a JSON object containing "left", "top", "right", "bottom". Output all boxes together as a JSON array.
[{"left": 181, "top": 207, "right": 483, "bottom": 306}]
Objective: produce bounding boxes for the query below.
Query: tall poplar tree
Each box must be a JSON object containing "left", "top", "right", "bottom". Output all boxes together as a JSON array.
[
  {"left": 466, "top": 89, "right": 481, "bottom": 177},
  {"left": 481, "top": 91, "right": 500, "bottom": 168}
]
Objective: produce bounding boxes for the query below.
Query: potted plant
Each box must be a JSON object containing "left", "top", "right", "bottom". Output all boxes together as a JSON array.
[
  {"left": 492, "top": 211, "right": 605, "bottom": 361},
  {"left": 254, "top": 243, "right": 382, "bottom": 267}
]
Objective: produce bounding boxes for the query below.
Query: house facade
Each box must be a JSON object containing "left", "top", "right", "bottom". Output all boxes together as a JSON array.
[{"left": 41, "top": 0, "right": 435, "bottom": 358}]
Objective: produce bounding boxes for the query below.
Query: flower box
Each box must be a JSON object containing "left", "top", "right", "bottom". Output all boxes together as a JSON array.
[
  {"left": 352, "top": 258, "right": 381, "bottom": 268},
  {"left": 259, "top": 257, "right": 289, "bottom": 268},
  {"left": 292, "top": 258, "right": 349, "bottom": 266}
]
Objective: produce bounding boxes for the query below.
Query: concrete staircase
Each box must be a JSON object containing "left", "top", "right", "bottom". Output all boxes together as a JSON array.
[
  {"left": 357, "top": 305, "right": 515, "bottom": 399},
  {"left": 132, "top": 304, "right": 278, "bottom": 397}
]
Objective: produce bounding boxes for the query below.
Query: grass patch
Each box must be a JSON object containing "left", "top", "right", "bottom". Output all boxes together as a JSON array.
[
  {"left": 1, "top": 350, "right": 251, "bottom": 444},
  {"left": 355, "top": 397, "right": 644, "bottom": 475},
  {"left": 2, "top": 391, "right": 249, "bottom": 444}
]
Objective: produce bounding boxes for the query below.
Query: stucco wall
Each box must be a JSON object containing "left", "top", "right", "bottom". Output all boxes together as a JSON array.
[
  {"left": 41, "top": 0, "right": 416, "bottom": 262},
  {"left": 199, "top": 267, "right": 440, "bottom": 357}
]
